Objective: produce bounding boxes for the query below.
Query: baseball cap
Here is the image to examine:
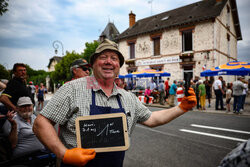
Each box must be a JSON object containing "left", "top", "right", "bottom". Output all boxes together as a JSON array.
[
  {"left": 90, "top": 39, "right": 124, "bottom": 67},
  {"left": 17, "top": 97, "right": 33, "bottom": 106},
  {"left": 29, "top": 81, "right": 33, "bottom": 84},
  {"left": 71, "top": 59, "right": 91, "bottom": 68}
]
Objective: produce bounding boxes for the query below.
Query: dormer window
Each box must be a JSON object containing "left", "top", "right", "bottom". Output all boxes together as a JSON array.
[{"left": 161, "top": 16, "right": 169, "bottom": 21}]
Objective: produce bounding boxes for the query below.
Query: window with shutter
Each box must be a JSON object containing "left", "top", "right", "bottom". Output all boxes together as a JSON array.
[
  {"left": 153, "top": 37, "right": 160, "bottom": 56},
  {"left": 182, "top": 30, "right": 193, "bottom": 52}
]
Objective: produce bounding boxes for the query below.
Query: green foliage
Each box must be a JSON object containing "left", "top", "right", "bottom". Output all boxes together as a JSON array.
[
  {"left": 82, "top": 41, "right": 99, "bottom": 63},
  {"left": 25, "top": 64, "right": 48, "bottom": 85},
  {"left": 51, "top": 51, "right": 82, "bottom": 83},
  {"left": 0, "top": 64, "right": 10, "bottom": 79},
  {"left": 0, "top": 0, "right": 9, "bottom": 16}
]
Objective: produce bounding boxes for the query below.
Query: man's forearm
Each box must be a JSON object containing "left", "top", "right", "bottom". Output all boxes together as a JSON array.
[
  {"left": 142, "top": 106, "right": 184, "bottom": 127},
  {"left": 8, "top": 125, "right": 18, "bottom": 148},
  {"left": 0, "top": 95, "right": 16, "bottom": 111},
  {"left": 33, "top": 115, "right": 67, "bottom": 159}
]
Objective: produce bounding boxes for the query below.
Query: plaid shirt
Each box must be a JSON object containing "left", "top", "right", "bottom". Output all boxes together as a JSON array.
[{"left": 40, "top": 76, "right": 151, "bottom": 148}]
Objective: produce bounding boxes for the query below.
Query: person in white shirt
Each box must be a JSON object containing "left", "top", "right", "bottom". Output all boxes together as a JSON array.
[
  {"left": 232, "top": 76, "right": 246, "bottom": 113},
  {"left": 240, "top": 78, "right": 248, "bottom": 111},
  {"left": 213, "top": 76, "right": 225, "bottom": 110}
]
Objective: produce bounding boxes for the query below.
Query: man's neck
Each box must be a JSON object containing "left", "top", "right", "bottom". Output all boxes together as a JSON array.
[{"left": 96, "top": 78, "right": 114, "bottom": 96}]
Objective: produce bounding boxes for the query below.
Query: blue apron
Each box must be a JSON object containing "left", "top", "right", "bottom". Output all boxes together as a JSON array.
[{"left": 61, "top": 90, "right": 126, "bottom": 167}]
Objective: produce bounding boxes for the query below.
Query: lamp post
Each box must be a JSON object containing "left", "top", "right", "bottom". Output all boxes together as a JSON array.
[{"left": 52, "top": 40, "right": 64, "bottom": 56}]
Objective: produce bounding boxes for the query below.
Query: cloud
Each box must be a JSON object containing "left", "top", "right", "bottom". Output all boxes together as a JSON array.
[
  {"left": 0, "top": 0, "right": 248, "bottom": 71},
  {"left": 0, "top": 46, "right": 52, "bottom": 70}
]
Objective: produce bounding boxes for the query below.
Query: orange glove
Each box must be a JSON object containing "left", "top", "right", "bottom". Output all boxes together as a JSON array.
[
  {"left": 63, "top": 148, "right": 96, "bottom": 166},
  {"left": 179, "top": 88, "right": 197, "bottom": 112}
]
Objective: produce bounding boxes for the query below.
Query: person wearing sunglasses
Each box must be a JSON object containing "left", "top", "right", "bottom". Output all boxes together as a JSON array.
[{"left": 70, "top": 59, "right": 91, "bottom": 80}]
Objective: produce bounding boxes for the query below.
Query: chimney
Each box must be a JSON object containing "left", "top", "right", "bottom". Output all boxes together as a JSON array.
[{"left": 129, "top": 11, "right": 136, "bottom": 28}]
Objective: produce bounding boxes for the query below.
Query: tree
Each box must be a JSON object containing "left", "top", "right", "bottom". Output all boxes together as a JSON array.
[
  {"left": 51, "top": 51, "right": 82, "bottom": 83},
  {"left": 82, "top": 41, "right": 99, "bottom": 63},
  {"left": 25, "top": 64, "right": 48, "bottom": 86},
  {"left": 0, "top": 0, "right": 9, "bottom": 16},
  {"left": 0, "top": 64, "right": 10, "bottom": 79}
]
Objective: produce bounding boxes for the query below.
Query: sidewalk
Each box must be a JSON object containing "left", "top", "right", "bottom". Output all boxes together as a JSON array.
[{"left": 145, "top": 95, "right": 250, "bottom": 116}]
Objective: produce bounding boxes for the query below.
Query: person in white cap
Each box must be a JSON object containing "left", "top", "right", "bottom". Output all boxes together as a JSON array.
[
  {"left": 2, "top": 96, "right": 45, "bottom": 158},
  {"left": 33, "top": 39, "right": 197, "bottom": 167}
]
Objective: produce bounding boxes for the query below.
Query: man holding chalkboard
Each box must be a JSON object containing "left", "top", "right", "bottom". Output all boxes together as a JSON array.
[{"left": 33, "top": 39, "right": 197, "bottom": 167}]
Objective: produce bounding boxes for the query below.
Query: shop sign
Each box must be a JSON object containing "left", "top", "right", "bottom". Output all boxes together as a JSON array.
[{"left": 135, "top": 56, "right": 181, "bottom": 66}]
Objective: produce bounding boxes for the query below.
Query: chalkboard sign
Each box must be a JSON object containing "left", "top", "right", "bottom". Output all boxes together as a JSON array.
[{"left": 75, "top": 113, "right": 129, "bottom": 152}]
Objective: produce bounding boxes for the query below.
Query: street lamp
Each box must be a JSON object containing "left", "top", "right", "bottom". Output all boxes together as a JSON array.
[{"left": 52, "top": 40, "right": 64, "bottom": 56}]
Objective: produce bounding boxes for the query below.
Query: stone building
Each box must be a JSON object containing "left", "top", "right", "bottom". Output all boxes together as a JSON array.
[
  {"left": 47, "top": 56, "right": 62, "bottom": 72},
  {"left": 117, "top": 0, "right": 242, "bottom": 83}
]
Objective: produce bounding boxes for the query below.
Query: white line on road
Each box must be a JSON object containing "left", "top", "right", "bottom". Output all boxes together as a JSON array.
[
  {"left": 136, "top": 125, "right": 233, "bottom": 150},
  {"left": 180, "top": 129, "right": 247, "bottom": 142},
  {"left": 137, "top": 125, "right": 179, "bottom": 137},
  {"left": 191, "top": 124, "right": 250, "bottom": 134}
]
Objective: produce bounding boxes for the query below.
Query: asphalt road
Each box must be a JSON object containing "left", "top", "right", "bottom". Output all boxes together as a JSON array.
[
  {"left": 41, "top": 100, "right": 250, "bottom": 167},
  {"left": 123, "top": 107, "right": 250, "bottom": 167}
]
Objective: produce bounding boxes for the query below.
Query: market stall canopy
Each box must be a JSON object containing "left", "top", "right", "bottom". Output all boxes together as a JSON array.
[
  {"left": 200, "top": 61, "right": 250, "bottom": 76},
  {"left": 124, "top": 69, "right": 171, "bottom": 78},
  {"left": 118, "top": 75, "right": 125, "bottom": 79}
]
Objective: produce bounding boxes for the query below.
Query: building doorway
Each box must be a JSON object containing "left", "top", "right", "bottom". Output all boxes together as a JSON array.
[{"left": 183, "top": 70, "right": 193, "bottom": 82}]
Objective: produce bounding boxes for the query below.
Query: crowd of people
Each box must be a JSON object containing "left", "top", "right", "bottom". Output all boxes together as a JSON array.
[
  {"left": 0, "top": 39, "right": 197, "bottom": 166},
  {"left": 0, "top": 38, "right": 248, "bottom": 166},
  {"left": 121, "top": 73, "right": 249, "bottom": 115},
  {"left": 158, "top": 75, "right": 249, "bottom": 114}
]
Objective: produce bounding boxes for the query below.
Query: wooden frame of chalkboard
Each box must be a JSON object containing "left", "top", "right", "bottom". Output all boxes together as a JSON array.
[{"left": 75, "top": 113, "right": 129, "bottom": 152}]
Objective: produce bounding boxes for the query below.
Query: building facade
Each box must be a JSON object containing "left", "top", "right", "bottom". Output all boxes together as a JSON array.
[
  {"left": 47, "top": 56, "right": 62, "bottom": 72},
  {"left": 117, "top": 0, "right": 242, "bottom": 83}
]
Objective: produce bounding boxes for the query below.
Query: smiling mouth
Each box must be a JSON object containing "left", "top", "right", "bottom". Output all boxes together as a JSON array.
[{"left": 103, "top": 68, "right": 114, "bottom": 71}]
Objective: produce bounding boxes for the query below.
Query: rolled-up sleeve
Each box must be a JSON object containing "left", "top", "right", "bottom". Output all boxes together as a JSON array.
[{"left": 40, "top": 83, "right": 74, "bottom": 125}]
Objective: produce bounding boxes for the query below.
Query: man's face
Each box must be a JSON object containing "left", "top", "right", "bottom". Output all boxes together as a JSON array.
[
  {"left": 17, "top": 104, "right": 33, "bottom": 119},
  {"left": 219, "top": 77, "right": 223, "bottom": 81},
  {"left": 14, "top": 66, "right": 27, "bottom": 79},
  {"left": 73, "top": 66, "right": 90, "bottom": 79},
  {"left": 93, "top": 50, "right": 120, "bottom": 80}
]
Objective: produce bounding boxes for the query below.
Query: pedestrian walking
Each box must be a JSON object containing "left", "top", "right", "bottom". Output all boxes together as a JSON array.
[
  {"left": 169, "top": 80, "right": 177, "bottom": 107},
  {"left": 33, "top": 39, "right": 197, "bottom": 167},
  {"left": 213, "top": 76, "right": 225, "bottom": 110},
  {"left": 241, "top": 78, "right": 248, "bottom": 111},
  {"left": 158, "top": 80, "right": 165, "bottom": 105},
  {"left": 198, "top": 80, "right": 206, "bottom": 110},
  {"left": 164, "top": 78, "right": 170, "bottom": 101},
  {"left": 195, "top": 81, "right": 201, "bottom": 110},
  {"left": 204, "top": 76, "right": 212, "bottom": 108},
  {"left": 226, "top": 84, "right": 232, "bottom": 112},
  {"left": 232, "top": 77, "right": 246, "bottom": 114},
  {"left": 36, "top": 83, "right": 46, "bottom": 111},
  {"left": 28, "top": 81, "right": 36, "bottom": 103}
]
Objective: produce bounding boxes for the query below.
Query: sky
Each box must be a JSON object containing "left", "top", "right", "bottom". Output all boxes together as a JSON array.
[{"left": 0, "top": 0, "right": 249, "bottom": 71}]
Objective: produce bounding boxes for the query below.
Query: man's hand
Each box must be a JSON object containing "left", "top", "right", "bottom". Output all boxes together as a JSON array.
[
  {"left": 63, "top": 148, "right": 96, "bottom": 166},
  {"left": 6, "top": 111, "right": 17, "bottom": 126},
  {"left": 179, "top": 88, "right": 197, "bottom": 112}
]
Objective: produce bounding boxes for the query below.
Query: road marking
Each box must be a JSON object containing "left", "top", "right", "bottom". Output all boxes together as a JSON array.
[
  {"left": 136, "top": 125, "right": 233, "bottom": 150},
  {"left": 179, "top": 129, "right": 247, "bottom": 142},
  {"left": 191, "top": 124, "right": 250, "bottom": 134},
  {"left": 137, "top": 125, "right": 179, "bottom": 137}
]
